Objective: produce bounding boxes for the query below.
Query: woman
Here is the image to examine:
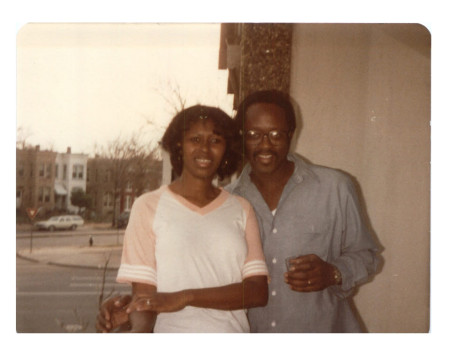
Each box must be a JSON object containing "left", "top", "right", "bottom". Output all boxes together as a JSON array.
[{"left": 116, "top": 105, "right": 269, "bottom": 333}]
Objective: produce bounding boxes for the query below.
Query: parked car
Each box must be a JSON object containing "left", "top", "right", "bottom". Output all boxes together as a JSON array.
[
  {"left": 117, "top": 211, "right": 130, "bottom": 228},
  {"left": 34, "top": 215, "right": 84, "bottom": 231}
]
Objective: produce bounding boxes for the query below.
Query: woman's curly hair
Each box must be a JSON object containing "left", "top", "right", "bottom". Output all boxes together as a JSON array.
[{"left": 161, "top": 105, "right": 241, "bottom": 181}]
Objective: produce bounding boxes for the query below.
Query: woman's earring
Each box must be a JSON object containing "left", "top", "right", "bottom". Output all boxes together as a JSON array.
[{"left": 221, "top": 160, "right": 228, "bottom": 169}]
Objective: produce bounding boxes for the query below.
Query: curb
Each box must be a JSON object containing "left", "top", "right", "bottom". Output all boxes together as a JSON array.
[
  {"left": 16, "top": 229, "right": 125, "bottom": 239},
  {"left": 47, "top": 261, "right": 119, "bottom": 271},
  {"left": 16, "top": 252, "right": 40, "bottom": 264},
  {"left": 16, "top": 250, "right": 120, "bottom": 271}
]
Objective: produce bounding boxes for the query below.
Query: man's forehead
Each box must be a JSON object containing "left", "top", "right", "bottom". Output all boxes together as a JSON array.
[{"left": 244, "top": 103, "right": 288, "bottom": 125}]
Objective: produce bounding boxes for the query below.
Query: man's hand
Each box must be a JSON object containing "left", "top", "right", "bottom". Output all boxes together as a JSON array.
[
  {"left": 126, "top": 291, "right": 188, "bottom": 314},
  {"left": 284, "top": 254, "right": 340, "bottom": 292},
  {"left": 96, "top": 294, "right": 131, "bottom": 332}
]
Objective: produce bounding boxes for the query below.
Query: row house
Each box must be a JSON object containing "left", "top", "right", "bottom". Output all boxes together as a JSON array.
[
  {"left": 16, "top": 146, "right": 88, "bottom": 217},
  {"left": 16, "top": 146, "right": 57, "bottom": 214},
  {"left": 17, "top": 145, "right": 162, "bottom": 222},
  {"left": 54, "top": 147, "right": 88, "bottom": 213},
  {"left": 86, "top": 156, "right": 116, "bottom": 220},
  {"left": 86, "top": 155, "right": 162, "bottom": 222}
]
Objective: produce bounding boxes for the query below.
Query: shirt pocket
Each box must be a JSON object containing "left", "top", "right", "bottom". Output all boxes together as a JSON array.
[{"left": 289, "top": 216, "right": 331, "bottom": 260}]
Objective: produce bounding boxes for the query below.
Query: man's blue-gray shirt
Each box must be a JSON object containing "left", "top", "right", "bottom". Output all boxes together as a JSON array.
[{"left": 227, "top": 153, "right": 379, "bottom": 332}]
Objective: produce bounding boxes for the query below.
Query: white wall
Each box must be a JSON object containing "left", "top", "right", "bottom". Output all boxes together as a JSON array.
[
  {"left": 55, "top": 152, "right": 88, "bottom": 212},
  {"left": 289, "top": 24, "right": 430, "bottom": 332}
]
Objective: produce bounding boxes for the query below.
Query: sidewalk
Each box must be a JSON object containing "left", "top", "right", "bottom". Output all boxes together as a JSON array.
[
  {"left": 16, "top": 222, "right": 115, "bottom": 233},
  {"left": 17, "top": 245, "right": 122, "bottom": 270},
  {"left": 16, "top": 222, "right": 123, "bottom": 270}
]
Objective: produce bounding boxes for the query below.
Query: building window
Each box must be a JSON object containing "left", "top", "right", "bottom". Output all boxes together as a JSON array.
[
  {"left": 55, "top": 164, "right": 59, "bottom": 178},
  {"left": 103, "top": 192, "right": 114, "bottom": 207},
  {"left": 45, "top": 187, "right": 51, "bottom": 202},
  {"left": 63, "top": 164, "right": 67, "bottom": 179},
  {"left": 73, "top": 164, "right": 84, "bottom": 179},
  {"left": 125, "top": 195, "right": 132, "bottom": 210},
  {"left": 39, "top": 163, "right": 52, "bottom": 179},
  {"left": 104, "top": 169, "right": 111, "bottom": 183},
  {"left": 18, "top": 162, "right": 24, "bottom": 177},
  {"left": 38, "top": 186, "right": 51, "bottom": 203},
  {"left": 39, "top": 163, "right": 45, "bottom": 177},
  {"left": 45, "top": 163, "right": 51, "bottom": 178}
]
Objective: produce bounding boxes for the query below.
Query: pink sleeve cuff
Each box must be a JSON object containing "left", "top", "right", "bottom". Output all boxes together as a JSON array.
[
  {"left": 242, "top": 259, "right": 268, "bottom": 279},
  {"left": 116, "top": 263, "right": 157, "bottom": 286}
]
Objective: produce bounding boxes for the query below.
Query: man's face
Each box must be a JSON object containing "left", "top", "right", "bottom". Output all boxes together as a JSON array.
[{"left": 244, "top": 103, "right": 292, "bottom": 176}]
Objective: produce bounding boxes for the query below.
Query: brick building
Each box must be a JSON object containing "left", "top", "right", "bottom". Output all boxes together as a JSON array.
[
  {"left": 16, "top": 145, "right": 57, "bottom": 216},
  {"left": 86, "top": 155, "right": 162, "bottom": 222},
  {"left": 16, "top": 146, "right": 88, "bottom": 219}
]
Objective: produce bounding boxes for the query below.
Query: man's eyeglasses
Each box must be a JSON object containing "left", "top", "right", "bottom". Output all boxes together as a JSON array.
[{"left": 244, "top": 130, "right": 289, "bottom": 145}]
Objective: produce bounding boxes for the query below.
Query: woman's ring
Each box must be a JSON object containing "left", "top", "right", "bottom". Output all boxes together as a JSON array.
[
  {"left": 146, "top": 299, "right": 151, "bottom": 306},
  {"left": 307, "top": 280, "right": 311, "bottom": 285}
]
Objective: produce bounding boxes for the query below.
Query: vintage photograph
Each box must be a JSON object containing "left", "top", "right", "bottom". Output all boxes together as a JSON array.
[{"left": 16, "top": 21, "right": 431, "bottom": 333}]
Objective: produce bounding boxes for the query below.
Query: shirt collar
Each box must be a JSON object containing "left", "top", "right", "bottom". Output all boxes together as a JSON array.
[{"left": 230, "top": 152, "right": 318, "bottom": 194}]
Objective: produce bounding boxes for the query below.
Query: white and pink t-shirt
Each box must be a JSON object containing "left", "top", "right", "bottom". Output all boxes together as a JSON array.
[{"left": 117, "top": 185, "right": 268, "bottom": 333}]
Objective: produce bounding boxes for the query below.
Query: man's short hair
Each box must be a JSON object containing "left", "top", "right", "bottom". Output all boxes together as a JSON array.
[{"left": 234, "top": 89, "right": 296, "bottom": 133}]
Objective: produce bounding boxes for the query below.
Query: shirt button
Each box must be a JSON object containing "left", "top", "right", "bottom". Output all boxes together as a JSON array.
[
  {"left": 272, "top": 290, "right": 277, "bottom": 296},
  {"left": 272, "top": 258, "right": 277, "bottom": 264},
  {"left": 271, "top": 321, "right": 276, "bottom": 327},
  {"left": 272, "top": 228, "right": 278, "bottom": 234}
]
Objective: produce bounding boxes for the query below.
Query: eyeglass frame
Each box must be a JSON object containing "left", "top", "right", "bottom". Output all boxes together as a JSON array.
[{"left": 242, "top": 129, "right": 291, "bottom": 145}]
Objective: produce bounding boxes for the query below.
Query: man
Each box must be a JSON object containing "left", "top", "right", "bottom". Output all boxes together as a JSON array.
[{"left": 96, "top": 90, "right": 379, "bottom": 333}]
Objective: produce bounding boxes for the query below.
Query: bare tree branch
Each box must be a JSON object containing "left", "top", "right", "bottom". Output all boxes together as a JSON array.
[
  {"left": 16, "top": 126, "right": 33, "bottom": 149},
  {"left": 93, "top": 133, "right": 162, "bottom": 227},
  {"left": 153, "top": 79, "right": 187, "bottom": 114}
]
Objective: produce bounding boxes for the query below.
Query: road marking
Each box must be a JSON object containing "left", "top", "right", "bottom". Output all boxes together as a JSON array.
[
  {"left": 17, "top": 291, "right": 129, "bottom": 296},
  {"left": 71, "top": 276, "right": 118, "bottom": 280},
  {"left": 69, "top": 282, "right": 129, "bottom": 288},
  {"left": 69, "top": 275, "right": 129, "bottom": 289}
]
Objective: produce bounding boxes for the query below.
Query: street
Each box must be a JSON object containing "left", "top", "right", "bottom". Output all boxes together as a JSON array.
[
  {"left": 16, "top": 227, "right": 124, "bottom": 251},
  {"left": 16, "top": 229, "right": 130, "bottom": 333}
]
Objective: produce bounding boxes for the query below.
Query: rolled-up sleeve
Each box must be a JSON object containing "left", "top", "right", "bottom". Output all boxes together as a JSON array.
[{"left": 330, "top": 176, "right": 379, "bottom": 297}]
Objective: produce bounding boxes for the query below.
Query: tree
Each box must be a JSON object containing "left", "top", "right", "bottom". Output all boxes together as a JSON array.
[
  {"left": 153, "top": 79, "right": 187, "bottom": 114},
  {"left": 94, "top": 133, "right": 161, "bottom": 227},
  {"left": 144, "top": 79, "right": 188, "bottom": 149},
  {"left": 16, "top": 126, "right": 33, "bottom": 149},
  {"left": 70, "top": 188, "right": 92, "bottom": 214}
]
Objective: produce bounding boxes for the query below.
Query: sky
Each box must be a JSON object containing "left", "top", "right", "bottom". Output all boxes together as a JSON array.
[{"left": 17, "top": 23, "right": 234, "bottom": 156}]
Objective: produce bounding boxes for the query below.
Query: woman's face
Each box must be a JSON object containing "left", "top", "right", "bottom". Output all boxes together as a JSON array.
[{"left": 181, "top": 118, "right": 226, "bottom": 181}]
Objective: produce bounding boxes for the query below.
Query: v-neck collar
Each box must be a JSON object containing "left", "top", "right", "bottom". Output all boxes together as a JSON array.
[{"left": 165, "top": 185, "right": 228, "bottom": 215}]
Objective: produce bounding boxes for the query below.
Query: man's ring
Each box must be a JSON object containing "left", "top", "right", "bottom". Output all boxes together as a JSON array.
[
  {"left": 146, "top": 299, "right": 151, "bottom": 306},
  {"left": 307, "top": 280, "right": 311, "bottom": 285}
]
